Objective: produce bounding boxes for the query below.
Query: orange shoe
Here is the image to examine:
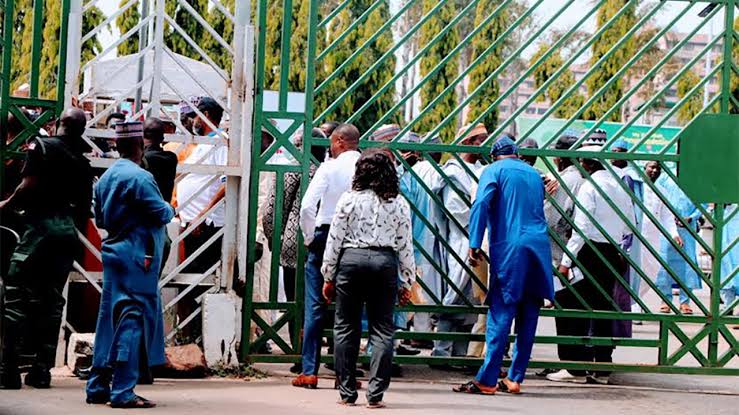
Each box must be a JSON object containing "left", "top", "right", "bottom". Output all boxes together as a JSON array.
[
  {"left": 680, "top": 303, "right": 694, "bottom": 315},
  {"left": 292, "top": 374, "right": 318, "bottom": 389}
]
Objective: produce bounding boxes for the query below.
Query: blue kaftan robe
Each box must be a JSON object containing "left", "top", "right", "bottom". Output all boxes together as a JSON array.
[
  {"left": 469, "top": 158, "right": 553, "bottom": 386},
  {"left": 655, "top": 175, "right": 703, "bottom": 299},
  {"left": 91, "top": 159, "right": 174, "bottom": 370},
  {"left": 721, "top": 205, "right": 739, "bottom": 307}
]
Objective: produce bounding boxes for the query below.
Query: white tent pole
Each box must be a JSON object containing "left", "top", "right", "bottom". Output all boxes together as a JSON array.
[
  {"left": 63, "top": 0, "right": 83, "bottom": 109},
  {"left": 150, "top": 0, "right": 165, "bottom": 117},
  {"left": 134, "top": 0, "right": 150, "bottom": 113}
]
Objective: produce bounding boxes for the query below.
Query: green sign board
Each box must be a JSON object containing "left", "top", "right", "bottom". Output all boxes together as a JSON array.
[{"left": 515, "top": 117, "right": 680, "bottom": 154}]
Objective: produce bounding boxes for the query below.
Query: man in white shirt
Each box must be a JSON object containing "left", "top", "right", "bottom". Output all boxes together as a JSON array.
[
  {"left": 547, "top": 138, "right": 636, "bottom": 385},
  {"left": 292, "top": 123, "right": 361, "bottom": 388},
  {"left": 176, "top": 97, "right": 228, "bottom": 274}
]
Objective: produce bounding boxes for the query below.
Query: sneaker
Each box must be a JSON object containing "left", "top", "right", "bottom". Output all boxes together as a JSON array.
[
  {"left": 587, "top": 374, "right": 610, "bottom": 385},
  {"left": 535, "top": 368, "right": 557, "bottom": 377},
  {"left": 546, "top": 369, "right": 587, "bottom": 384},
  {"left": 396, "top": 345, "right": 421, "bottom": 356}
]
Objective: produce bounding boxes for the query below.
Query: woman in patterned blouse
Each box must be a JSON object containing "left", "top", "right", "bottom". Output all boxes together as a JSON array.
[{"left": 321, "top": 149, "right": 415, "bottom": 408}]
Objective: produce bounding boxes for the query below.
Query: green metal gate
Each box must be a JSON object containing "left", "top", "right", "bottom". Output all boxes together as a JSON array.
[{"left": 240, "top": 0, "right": 739, "bottom": 375}]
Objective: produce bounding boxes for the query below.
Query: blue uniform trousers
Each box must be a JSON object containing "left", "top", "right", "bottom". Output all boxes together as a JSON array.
[
  {"left": 476, "top": 286, "right": 541, "bottom": 386},
  {"left": 86, "top": 312, "right": 144, "bottom": 405},
  {"left": 301, "top": 227, "right": 329, "bottom": 375}
]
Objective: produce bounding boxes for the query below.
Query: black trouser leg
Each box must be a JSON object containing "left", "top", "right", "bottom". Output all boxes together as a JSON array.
[
  {"left": 283, "top": 267, "right": 298, "bottom": 349},
  {"left": 554, "top": 281, "right": 591, "bottom": 377},
  {"left": 365, "top": 253, "right": 397, "bottom": 404},
  {"left": 334, "top": 263, "right": 364, "bottom": 403}
]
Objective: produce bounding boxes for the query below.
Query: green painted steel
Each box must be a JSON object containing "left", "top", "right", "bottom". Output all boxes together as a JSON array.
[
  {"left": 679, "top": 115, "right": 739, "bottom": 204},
  {"left": 243, "top": 0, "right": 739, "bottom": 375}
]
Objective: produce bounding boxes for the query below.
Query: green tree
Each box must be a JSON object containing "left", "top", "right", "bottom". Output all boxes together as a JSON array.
[
  {"left": 584, "top": 0, "right": 637, "bottom": 121},
  {"left": 165, "top": 0, "right": 208, "bottom": 60},
  {"left": 116, "top": 0, "right": 140, "bottom": 56},
  {"left": 466, "top": 0, "right": 507, "bottom": 131},
  {"left": 675, "top": 69, "right": 703, "bottom": 125},
  {"left": 730, "top": 17, "right": 739, "bottom": 114},
  {"left": 203, "top": 0, "right": 235, "bottom": 72},
  {"left": 417, "top": 0, "right": 459, "bottom": 142},
  {"left": 529, "top": 43, "right": 585, "bottom": 119},
  {"left": 315, "top": 1, "right": 396, "bottom": 132},
  {"left": 10, "top": 0, "right": 35, "bottom": 91},
  {"left": 38, "top": 2, "right": 106, "bottom": 99}
]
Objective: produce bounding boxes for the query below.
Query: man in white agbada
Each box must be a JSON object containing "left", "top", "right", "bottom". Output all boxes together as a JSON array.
[{"left": 430, "top": 124, "right": 487, "bottom": 359}]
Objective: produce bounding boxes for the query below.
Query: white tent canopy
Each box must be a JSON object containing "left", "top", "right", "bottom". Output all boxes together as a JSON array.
[{"left": 82, "top": 50, "right": 228, "bottom": 104}]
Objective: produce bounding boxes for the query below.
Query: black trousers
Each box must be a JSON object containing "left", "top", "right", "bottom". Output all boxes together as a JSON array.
[
  {"left": 183, "top": 223, "right": 222, "bottom": 274},
  {"left": 554, "top": 242, "right": 626, "bottom": 376},
  {"left": 334, "top": 248, "right": 398, "bottom": 404},
  {"left": 282, "top": 267, "right": 298, "bottom": 349}
]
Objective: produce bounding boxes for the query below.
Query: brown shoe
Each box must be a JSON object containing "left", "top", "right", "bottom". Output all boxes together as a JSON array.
[
  {"left": 292, "top": 374, "right": 318, "bottom": 389},
  {"left": 497, "top": 378, "right": 521, "bottom": 394},
  {"left": 680, "top": 304, "right": 694, "bottom": 315}
]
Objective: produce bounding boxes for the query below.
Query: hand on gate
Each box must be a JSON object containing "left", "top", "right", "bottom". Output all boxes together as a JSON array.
[
  {"left": 322, "top": 280, "right": 336, "bottom": 304},
  {"left": 557, "top": 265, "right": 571, "bottom": 280},
  {"left": 673, "top": 235, "right": 684, "bottom": 248},
  {"left": 398, "top": 287, "right": 412, "bottom": 306},
  {"left": 545, "top": 176, "right": 559, "bottom": 196},
  {"left": 468, "top": 248, "right": 483, "bottom": 267}
]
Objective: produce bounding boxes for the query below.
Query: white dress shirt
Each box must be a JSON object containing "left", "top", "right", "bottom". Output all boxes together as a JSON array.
[
  {"left": 176, "top": 143, "right": 228, "bottom": 226},
  {"left": 561, "top": 170, "right": 636, "bottom": 268},
  {"left": 321, "top": 190, "right": 416, "bottom": 288},
  {"left": 299, "top": 150, "right": 361, "bottom": 245}
]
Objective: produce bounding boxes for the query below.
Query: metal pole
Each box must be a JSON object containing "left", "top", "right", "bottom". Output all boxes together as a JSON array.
[
  {"left": 63, "top": 0, "right": 83, "bottom": 109},
  {"left": 134, "top": 0, "right": 151, "bottom": 115},
  {"left": 149, "top": 0, "right": 165, "bottom": 117},
  {"left": 221, "top": 0, "right": 250, "bottom": 291},
  {"left": 237, "top": 12, "right": 256, "bottom": 289},
  {"left": 703, "top": 16, "right": 713, "bottom": 108}
]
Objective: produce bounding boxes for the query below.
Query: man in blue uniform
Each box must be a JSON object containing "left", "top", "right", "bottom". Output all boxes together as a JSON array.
[
  {"left": 85, "top": 121, "right": 174, "bottom": 408},
  {"left": 453, "top": 135, "right": 553, "bottom": 395}
]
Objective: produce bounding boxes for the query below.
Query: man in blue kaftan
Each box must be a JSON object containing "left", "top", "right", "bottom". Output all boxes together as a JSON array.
[
  {"left": 721, "top": 205, "right": 739, "bottom": 313},
  {"left": 655, "top": 174, "right": 702, "bottom": 313},
  {"left": 86, "top": 122, "right": 174, "bottom": 409},
  {"left": 453, "top": 136, "right": 553, "bottom": 395}
]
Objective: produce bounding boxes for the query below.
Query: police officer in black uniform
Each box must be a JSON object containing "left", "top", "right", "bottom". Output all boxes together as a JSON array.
[{"left": 0, "top": 108, "right": 93, "bottom": 389}]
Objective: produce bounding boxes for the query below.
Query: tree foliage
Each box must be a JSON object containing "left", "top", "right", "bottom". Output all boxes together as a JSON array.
[
  {"left": 203, "top": 0, "right": 235, "bottom": 73},
  {"left": 116, "top": 0, "right": 140, "bottom": 56},
  {"left": 314, "top": 1, "right": 396, "bottom": 132},
  {"left": 730, "top": 17, "right": 739, "bottom": 114},
  {"left": 529, "top": 43, "right": 585, "bottom": 119},
  {"left": 466, "top": 0, "right": 507, "bottom": 131},
  {"left": 584, "top": 0, "right": 637, "bottom": 121},
  {"left": 38, "top": 2, "right": 105, "bottom": 99},
  {"left": 417, "top": 0, "right": 459, "bottom": 142},
  {"left": 10, "top": 0, "right": 34, "bottom": 92},
  {"left": 675, "top": 69, "right": 703, "bottom": 125},
  {"left": 165, "top": 0, "right": 208, "bottom": 60}
]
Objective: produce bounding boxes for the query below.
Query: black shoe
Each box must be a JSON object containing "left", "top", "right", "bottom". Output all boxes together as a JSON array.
[
  {"left": 86, "top": 394, "right": 110, "bottom": 405},
  {"left": 410, "top": 340, "right": 434, "bottom": 350},
  {"left": 391, "top": 363, "right": 403, "bottom": 377},
  {"left": 395, "top": 345, "right": 421, "bottom": 356},
  {"left": 535, "top": 368, "right": 557, "bottom": 377},
  {"left": 0, "top": 370, "right": 21, "bottom": 390},
  {"left": 289, "top": 363, "right": 303, "bottom": 374},
  {"left": 24, "top": 368, "right": 51, "bottom": 389}
]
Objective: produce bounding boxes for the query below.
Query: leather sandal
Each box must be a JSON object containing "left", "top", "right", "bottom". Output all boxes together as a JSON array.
[
  {"left": 452, "top": 381, "right": 496, "bottom": 395},
  {"left": 367, "top": 401, "right": 386, "bottom": 409},
  {"left": 110, "top": 395, "right": 156, "bottom": 409},
  {"left": 659, "top": 303, "right": 670, "bottom": 313},
  {"left": 680, "top": 304, "right": 694, "bottom": 315},
  {"left": 291, "top": 374, "right": 318, "bottom": 389},
  {"left": 497, "top": 378, "right": 521, "bottom": 394}
]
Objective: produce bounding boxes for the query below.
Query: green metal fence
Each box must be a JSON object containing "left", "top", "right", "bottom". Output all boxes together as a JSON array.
[{"left": 242, "top": 0, "right": 738, "bottom": 375}]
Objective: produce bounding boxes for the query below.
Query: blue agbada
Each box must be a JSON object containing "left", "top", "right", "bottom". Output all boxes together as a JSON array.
[
  {"left": 92, "top": 159, "right": 174, "bottom": 370},
  {"left": 469, "top": 158, "right": 554, "bottom": 304},
  {"left": 721, "top": 205, "right": 739, "bottom": 301}
]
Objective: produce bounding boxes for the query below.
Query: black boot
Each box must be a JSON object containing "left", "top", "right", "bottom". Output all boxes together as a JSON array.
[
  {"left": 0, "top": 332, "right": 21, "bottom": 389},
  {"left": 24, "top": 365, "right": 51, "bottom": 389}
]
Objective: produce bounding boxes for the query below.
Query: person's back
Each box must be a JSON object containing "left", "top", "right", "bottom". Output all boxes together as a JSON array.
[
  {"left": 143, "top": 145, "right": 178, "bottom": 203},
  {"left": 23, "top": 135, "right": 92, "bottom": 224}
]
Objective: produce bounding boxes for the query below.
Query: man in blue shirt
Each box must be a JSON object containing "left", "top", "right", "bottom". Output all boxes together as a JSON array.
[{"left": 453, "top": 135, "right": 553, "bottom": 395}]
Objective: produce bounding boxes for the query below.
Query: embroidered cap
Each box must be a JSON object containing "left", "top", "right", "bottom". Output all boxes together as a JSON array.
[
  {"left": 114, "top": 121, "right": 144, "bottom": 140},
  {"left": 581, "top": 128, "right": 607, "bottom": 147},
  {"left": 370, "top": 124, "right": 401, "bottom": 142}
]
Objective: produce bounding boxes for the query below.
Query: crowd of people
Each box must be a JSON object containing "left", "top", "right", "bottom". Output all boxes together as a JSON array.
[{"left": 1, "top": 94, "right": 738, "bottom": 409}]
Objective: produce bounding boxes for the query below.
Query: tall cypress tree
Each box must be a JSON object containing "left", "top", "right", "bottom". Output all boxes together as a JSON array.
[
  {"left": 10, "top": 0, "right": 34, "bottom": 91},
  {"left": 204, "top": 0, "right": 235, "bottom": 72},
  {"left": 530, "top": 43, "right": 584, "bottom": 119},
  {"left": 675, "top": 69, "right": 702, "bottom": 125},
  {"left": 467, "top": 0, "right": 507, "bottom": 131},
  {"left": 165, "top": 0, "right": 208, "bottom": 60},
  {"left": 39, "top": 1, "right": 105, "bottom": 99},
  {"left": 417, "top": 0, "right": 459, "bottom": 142},
  {"left": 584, "top": 0, "right": 636, "bottom": 121},
  {"left": 116, "top": 0, "right": 140, "bottom": 56}
]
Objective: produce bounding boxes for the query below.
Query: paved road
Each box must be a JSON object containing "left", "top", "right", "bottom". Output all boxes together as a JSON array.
[{"left": 1, "top": 369, "right": 737, "bottom": 415}]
